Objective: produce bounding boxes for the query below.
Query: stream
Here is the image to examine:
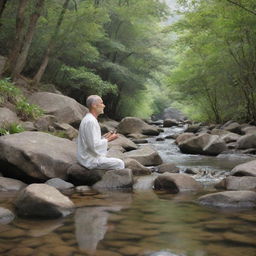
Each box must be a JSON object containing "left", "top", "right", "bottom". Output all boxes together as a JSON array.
[{"left": 0, "top": 126, "right": 255, "bottom": 256}]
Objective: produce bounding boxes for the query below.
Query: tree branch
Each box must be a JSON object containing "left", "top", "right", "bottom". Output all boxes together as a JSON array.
[{"left": 226, "top": 0, "right": 256, "bottom": 16}]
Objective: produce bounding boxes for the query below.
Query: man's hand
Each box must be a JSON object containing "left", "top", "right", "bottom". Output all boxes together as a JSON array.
[{"left": 103, "top": 131, "right": 119, "bottom": 142}]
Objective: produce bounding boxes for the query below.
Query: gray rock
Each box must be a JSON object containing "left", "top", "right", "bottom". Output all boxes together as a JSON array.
[
  {"left": 132, "top": 139, "right": 148, "bottom": 144},
  {"left": 179, "top": 133, "right": 227, "bottom": 156},
  {"left": 75, "top": 186, "right": 91, "bottom": 193},
  {"left": 67, "top": 163, "right": 107, "bottom": 186},
  {"left": 241, "top": 125, "right": 256, "bottom": 135},
  {"left": 45, "top": 178, "right": 74, "bottom": 190},
  {"left": 28, "top": 92, "right": 88, "bottom": 127},
  {"left": 230, "top": 160, "right": 256, "bottom": 177},
  {"left": 0, "top": 131, "right": 77, "bottom": 181},
  {"left": 157, "top": 163, "right": 179, "bottom": 173},
  {"left": 175, "top": 133, "right": 195, "bottom": 145},
  {"left": 163, "top": 118, "right": 179, "bottom": 127},
  {"left": 0, "top": 177, "right": 26, "bottom": 191},
  {"left": 225, "top": 176, "right": 256, "bottom": 190},
  {"left": 237, "top": 133, "right": 256, "bottom": 149},
  {"left": 124, "top": 158, "right": 151, "bottom": 175},
  {"left": 108, "top": 134, "right": 138, "bottom": 151},
  {"left": 21, "top": 121, "right": 36, "bottom": 131},
  {"left": 184, "top": 124, "right": 201, "bottom": 133},
  {"left": 220, "top": 132, "right": 241, "bottom": 143},
  {"left": 117, "top": 117, "right": 159, "bottom": 136},
  {"left": 15, "top": 184, "right": 74, "bottom": 218},
  {"left": 124, "top": 145, "right": 163, "bottom": 166},
  {"left": 154, "top": 173, "right": 202, "bottom": 193},
  {"left": 54, "top": 122, "right": 78, "bottom": 140},
  {"left": 223, "top": 122, "right": 241, "bottom": 134},
  {"left": 0, "top": 207, "right": 15, "bottom": 224},
  {"left": 93, "top": 169, "right": 133, "bottom": 190},
  {"left": 34, "top": 115, "right": 57, "bottom": 131},
  {"left": 198, "top": 191, "right": 256, "bottom": 208},
  {"left": 0, "top": 107, "right": 19, "bottom": 128}
]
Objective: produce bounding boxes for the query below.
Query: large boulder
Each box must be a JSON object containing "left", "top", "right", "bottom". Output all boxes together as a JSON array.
[
  {"left": 28, "top": 92, "right": 88, "bottom": 127},
  {"left": 0, "top": 177, "right": 26, "bottom": 191},
  {"left": 0, "top": 107, "right": 19, "bottom": 128},
  {"left": 179, "top": 133, "right": 227, "bottom": 155},
  {"left": 198, "top": 191, "right": 256, "bottom": 208},
  {"left": 117, "top": 117, "right": 159, "bottom": 136},
  {"left": 154, "top": 173, "right": 202, "bottom": 193},
  {"left": 15, "top": 184, "right": 74, "bottom": 218},
  {"left": 225, "top": 176, "right": 256, "bottom": 190},
  {"left": 230, "top": 160, "right": 256, "bottom": 177},
  {"left": 108, "top": 134, "right": 138, "bottom": 151},
  {"left": 241, "top": 125, "right": 256, "bottom": 135},
  {"left": 175, "top": 133, "right": 195, "bottom": 145},
  {"left": 123, "top": 145, "right": 163, "bottom": 166},
  {"left": 93, "top": 169, "right": 133, "bottom": 190},
  {"left": 220, "top": 132, "right": 241, "bottom": 143},
  {"left": 67, "top": 163, "right": 107, "bottom": 186},
  {"left": 0, "top": 131, "right": 77, "bottom": 181},
  {"left": 237, "top": 133, "right": 256, "bottom": 149},
  {"left": 99, "top": 119, "right": 119, "bottom": 133}
]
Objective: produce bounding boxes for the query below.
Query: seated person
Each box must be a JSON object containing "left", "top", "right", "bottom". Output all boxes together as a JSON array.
[{"left": 77, "top": 95, "right": 124, "bottom": 170}]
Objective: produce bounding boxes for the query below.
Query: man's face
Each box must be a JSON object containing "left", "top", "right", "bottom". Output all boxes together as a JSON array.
[{"left": 93, "top": 98, "right": 105, "bottom": 115}]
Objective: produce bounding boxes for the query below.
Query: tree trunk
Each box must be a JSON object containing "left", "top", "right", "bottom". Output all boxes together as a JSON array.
[
  {"left": 0, "top": 0, "right": 8, "bottom": 21},
  {"left": 6, "top": 0, "right": 28, "bottom": 74},
  {"left": 33, "top": 0, "right": 70, "bottom": 84},
  {"left": 11, "top": 0, "right": 45, "bottom": 80}
]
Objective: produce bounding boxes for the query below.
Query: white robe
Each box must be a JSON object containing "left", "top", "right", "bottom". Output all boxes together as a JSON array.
[{"left": 77, "top": 113, "right": 124, "bottom": 170}]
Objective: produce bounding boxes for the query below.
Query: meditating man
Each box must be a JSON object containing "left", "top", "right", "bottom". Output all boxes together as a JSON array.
[{"left": 77, "top": 95, "right": 125, "bottom": 170}]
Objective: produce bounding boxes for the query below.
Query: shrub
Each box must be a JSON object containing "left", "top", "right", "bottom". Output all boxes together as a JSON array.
[
  {"left": 0, "top": 78, "right": 21, "bottom": 105},
  {"left": 0, "top": 123, "right": 25, "bottom": 136}
]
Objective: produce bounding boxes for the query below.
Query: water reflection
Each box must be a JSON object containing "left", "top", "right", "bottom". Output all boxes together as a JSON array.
[{"left": 74, "top": 191, "right": 132, "bottom": 252}]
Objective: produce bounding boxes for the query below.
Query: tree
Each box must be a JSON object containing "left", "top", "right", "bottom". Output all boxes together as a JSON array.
[{"left": 11, "top": 0, "right": 45, "bottom": 80}]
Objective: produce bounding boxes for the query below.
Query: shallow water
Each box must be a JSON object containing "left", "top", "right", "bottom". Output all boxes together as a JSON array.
[
  {"left": 0, "top": 126, "right": 256, "bottom": 256},
  {"left": 0, "top": 190, "right": 255, "bottom": 256}
]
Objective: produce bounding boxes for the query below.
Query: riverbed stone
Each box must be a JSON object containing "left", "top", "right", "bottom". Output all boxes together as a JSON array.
[
  {"left": 0, "top": 207, "right": 15, "bottom": 224},
  {"left": 109, "top": 134, "right": 138, "bottom": 151},
  {"left": 15, "top": 184, "right": 74, "bottom": 218},
  {"left": 67, "top": 163, "right": 107, "bottom": 186},
  {"left": 45, "top": 178, "right": 74, "bottom": 190},
  {"left": 21, "top": 121, "right": 36, "bottom": 131},
  {"left": 0, "top": 131, "right": 77, "bottom": 181},
  {"left": 93, "top": 169, "right": 133, "bottom": 190},
  {"left": 0, "top": 107, "right": 19, "bottom": 128},
  {"left": 184, "top": 123, "right": 201, "bottom": 133},
  {"left": 198, "top": 191, "right": 256, "bottom": 208},
  {"left": 154, "top": 173, "right": 203, "bottom": 193},
  {"left": 28, "top": 92, "right": 88, "bottom": 127},
  {"left": 175, "top": 132, "right": 195, "bottom": 145},
  {"left": 157, "top": 163, "right": 179, "bottom": 173},
  {"left": 225, "top": 176, "right": 256, "bottom": 190},
  {"left": 241, "top": 125, "right": 256, "bottom": 135},
  {"left": 230, "top": 160, "right": 256, "bottom": 177},
  {"left": 163, "top": 118, "right": 179, "bottom": 127},
  {"left": 237, "top": 133, "right": 256, "bottom": 149},
  {"left": 117, "top": 117, "right": 159, "bottom": 136},
  {"left": 0, "top": 177, "right": 27, "bottom": 191},
  {"left": 222, "top": 121, "right": 241, "bottom": 134},
  {"left": 124, "top": 158, "right": 151, "bottom": 175},
  {"left": 203, "top": 135, "right": 227, "bottom": 155},
  {"left": 123, "top": 145, "right": 163, "bottom": 166},
  {"left": 220, "top": 132, "right": 241, "bottom": 143}
]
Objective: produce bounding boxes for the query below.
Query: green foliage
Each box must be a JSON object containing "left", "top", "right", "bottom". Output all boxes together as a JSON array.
[
  {"left": 44, "top": 130, "right": 68, "bottom": 139},
  {"left": 0, "top": 79, "right": 44, "bottom": 120},
  {"left": 0, "top": 123, "right": 25, "bottom": 136},
  {"left": 166, "top": 0, "right": 256, "bottom": 123},
  {"left": 0, "top": 78, "right": 21, "bottom": 104},
  {"left": 16, "top": 97, "right": 44, "bottom": 120}
]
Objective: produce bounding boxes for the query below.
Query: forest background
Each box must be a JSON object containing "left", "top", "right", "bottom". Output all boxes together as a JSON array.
[{"left": 0, "top": 0, "right": 256, "bottom": 123}]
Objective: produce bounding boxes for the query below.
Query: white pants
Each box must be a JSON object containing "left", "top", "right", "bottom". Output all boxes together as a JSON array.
[{"left": 96, "top": 157, "right": 125, "bottom": 170}]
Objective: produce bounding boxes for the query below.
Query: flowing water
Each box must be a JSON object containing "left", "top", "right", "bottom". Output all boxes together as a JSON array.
[{"left": 0, "top": 126, "right": 256, "bottom": 256}]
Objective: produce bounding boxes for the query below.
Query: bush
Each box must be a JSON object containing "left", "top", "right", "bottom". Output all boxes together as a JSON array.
[
  {"left": 16, "top": 98, "right": 44, "bottom": 120},
  {"left": 0, "top": 123, "right": 25, "bottom": 136},
  {"left": 0, "top": 78, "right": 44, "bottom": 120}
]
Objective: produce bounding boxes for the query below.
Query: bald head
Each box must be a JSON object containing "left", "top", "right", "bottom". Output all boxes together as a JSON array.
[{"left": 86, "top": 95, "right": 102, "bottom": 109}]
